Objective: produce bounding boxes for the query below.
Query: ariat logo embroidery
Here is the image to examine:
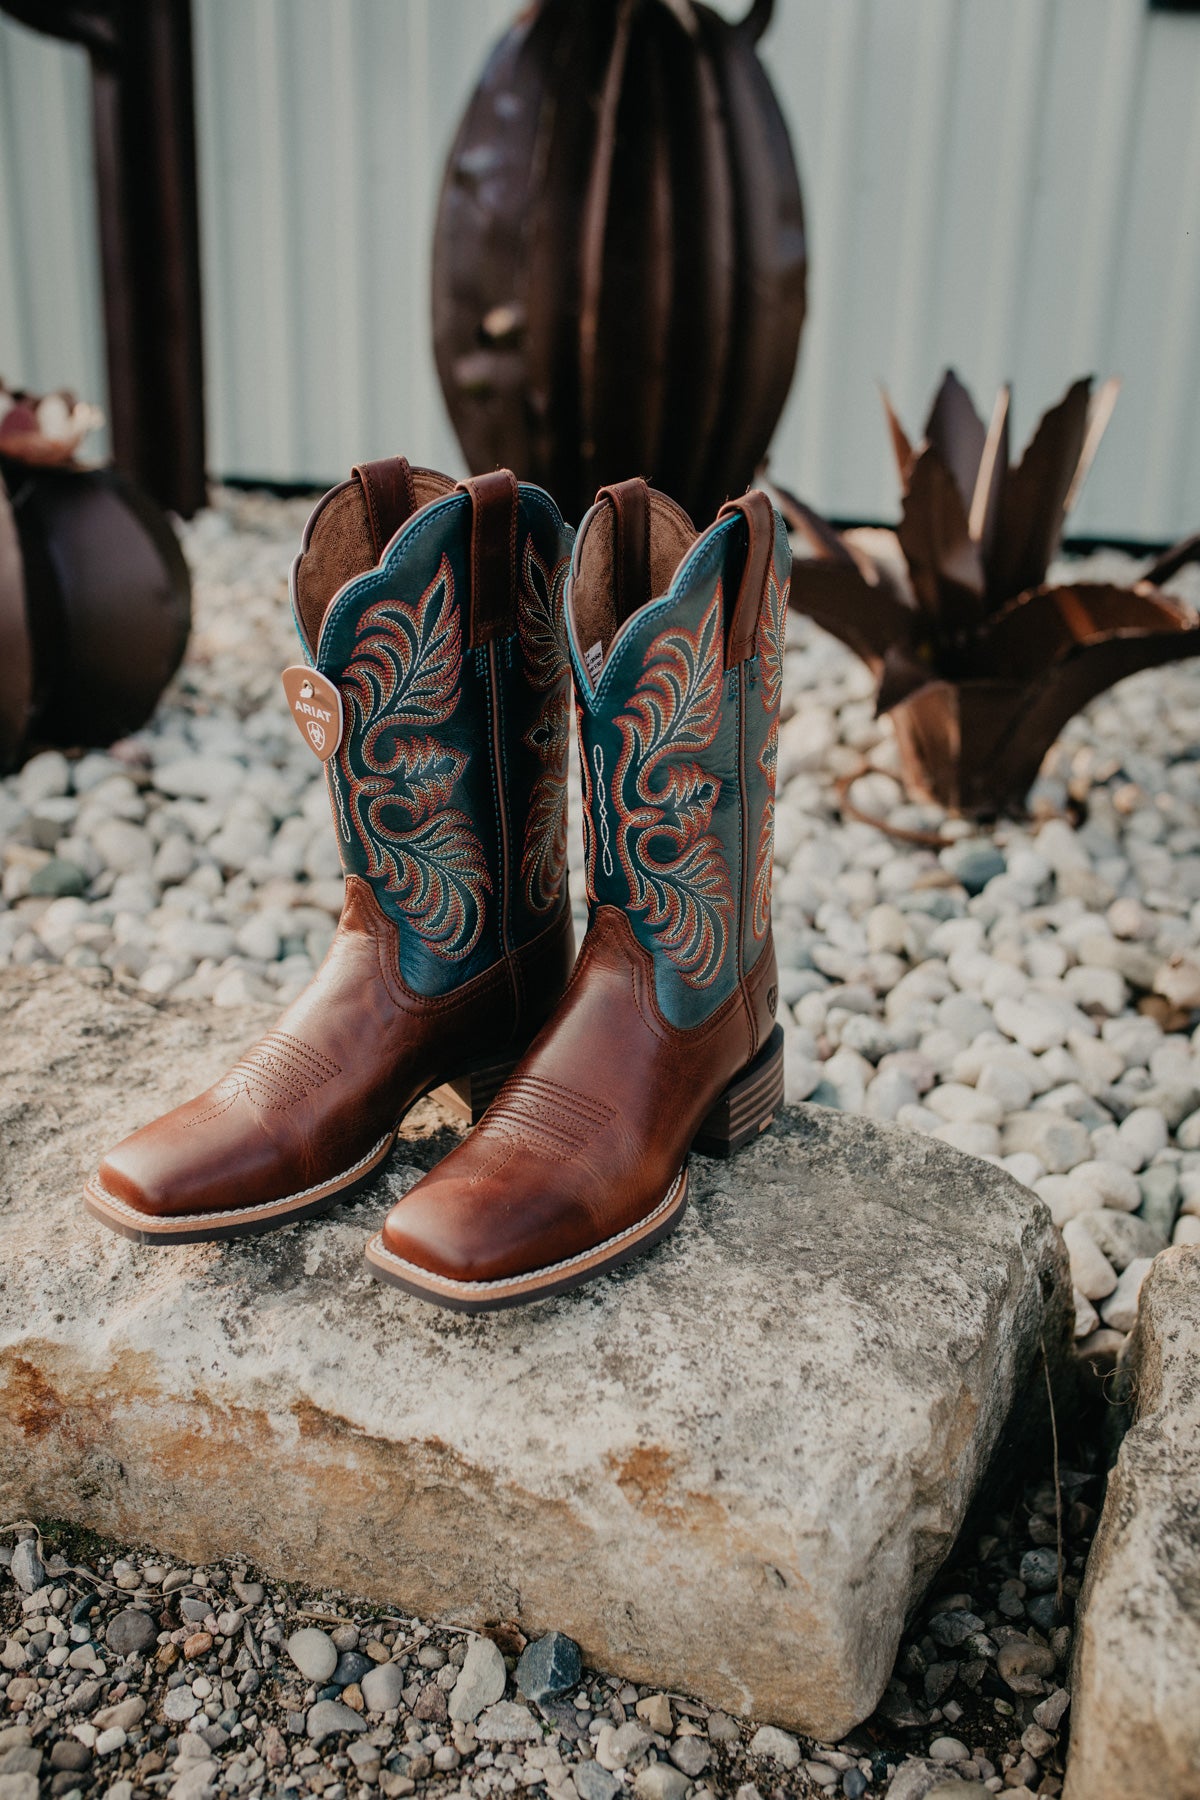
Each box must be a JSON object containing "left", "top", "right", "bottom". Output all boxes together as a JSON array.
[
  {"left": 306, "top": 718, "right": 327, "bottom": 753},
  {"left": 184, "top": 1032, "right": 341, "bottom": 1127},
  {"left": 767, "top": 984, "right": 778, "bottom": 1017},
  {"left": 470, "top": 1075, "right": 616, "bottom": 1179}
]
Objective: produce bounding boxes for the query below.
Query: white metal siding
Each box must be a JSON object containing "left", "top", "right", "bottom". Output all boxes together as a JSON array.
[
  {"left": 0, "top": 17, "right": 107, "bottom": 458},
  {"left": 1, "top": 0, "right": 1199, "bottom": 541}
]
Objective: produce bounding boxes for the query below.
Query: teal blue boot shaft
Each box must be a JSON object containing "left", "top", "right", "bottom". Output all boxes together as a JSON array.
[
  {"left": 567, "top": 478, "right": 789, "bottom": 1031},
  {"left": 290, "top": 460, "right": 575, "bottom": 998}
]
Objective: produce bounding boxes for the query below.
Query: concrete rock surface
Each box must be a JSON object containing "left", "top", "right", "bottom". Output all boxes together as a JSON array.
[
  {"left": 1066, "top": 1246, "right": 1200, "bottom": 1800},
  {"left": 0, "top": 967, "right": 1067, "bottom": 1739}
]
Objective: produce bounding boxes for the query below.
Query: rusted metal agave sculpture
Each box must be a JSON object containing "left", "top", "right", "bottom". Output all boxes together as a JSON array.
[
  {"left": 0, "top": 382, "right": 191, "bottom": 771},
  {"left": 786, "top": 371, "right": 1200, "bottom": 816},
  {"left": 433, "top": 0, "right": 806, "bottom": 527}
]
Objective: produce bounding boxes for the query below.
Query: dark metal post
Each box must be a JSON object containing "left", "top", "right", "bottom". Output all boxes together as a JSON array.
[{"left": 1, "top": 1, "right": 207, "bottom": 516}]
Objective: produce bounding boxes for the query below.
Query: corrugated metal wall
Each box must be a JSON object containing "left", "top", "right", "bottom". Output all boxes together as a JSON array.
[{"left": 2, "top": 0, "right": 1199, "bottom": 540}]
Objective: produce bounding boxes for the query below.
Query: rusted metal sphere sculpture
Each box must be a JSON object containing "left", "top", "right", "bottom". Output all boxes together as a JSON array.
[
  {"left": 433, "top": 0, "right": 807, "bottom": 527},
  {"left": 0, "top": 391, "right": 191, "bottom": 769}
]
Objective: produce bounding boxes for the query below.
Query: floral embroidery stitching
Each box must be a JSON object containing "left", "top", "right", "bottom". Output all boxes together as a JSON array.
[
  {"left": 751, "top": 721, "right": 777, "bottom": 941},
  {"left": 750, "top": 565, "right": 787, "bottom": 940},
  {"left": 522, "top": 687, "right": 570, "bottom": 910},
  {"left": 518, "top": 539, "right": 571, "bottom": 913},
  {"left": 334, "top": 554, "right": 490, "bottom": 959},
  {"left": 758, "top": 563, "right": 787, "bottom": 715},
  {"left": 612, "top": 586, "right": 733, "bottom": 987}
]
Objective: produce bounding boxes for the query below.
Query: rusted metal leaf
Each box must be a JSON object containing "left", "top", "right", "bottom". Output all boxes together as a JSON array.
[
  {"left": 786, "top": 370, "right": 1200, "bottom": 816},
  {"left": 922, "top": 368, "right": 987, "bottom": 514},
  {"left": 990, "top": 376, "right": 1091, "bottom": 603},
  {"left": 897, "top": 444, "right": 986, "bottom": 629}
]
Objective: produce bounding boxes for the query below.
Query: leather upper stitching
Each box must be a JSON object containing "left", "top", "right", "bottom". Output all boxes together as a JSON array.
[
  {"left": 182, "top": 1031, "right": 342, "bottom": 1128},
  {"left": 466, "top": 1074, "right": 617, "bottom": 1180}
]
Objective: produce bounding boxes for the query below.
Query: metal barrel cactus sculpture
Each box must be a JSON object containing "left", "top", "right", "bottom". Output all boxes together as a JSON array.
[
  {"left": 0, "top": 383, "right": 191, "bottom": 770},
  {"left": 785, "top": 371, "right": 1200, "bottom": 816},
  {"left": 432, "top": 0, "right": 806, "bottom": 527}
]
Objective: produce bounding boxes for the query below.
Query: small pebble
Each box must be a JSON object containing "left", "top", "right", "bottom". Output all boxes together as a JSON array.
[
  {"left": 8, "top": 1540, "right": 44, "bottom": 1596},
  {"left": 748, "top": 1725, "right": 801, "bottom": 1769},
  {"left": 360, "top": 1662, "right": 404, "bottom": 1714},
  {"left": 448, "top": 1637, "right": 506, "bottom": 1724},
  {"left": 305, "top": 1699, "right": 366, "bottom": 1745},
  {"left": 475, "top": 1700, "right": 542, "bottom": 1742},
  {"left": 516, "top": 1630, "right": 582, "bottom": 1705},
  {"left": 633, "top": 1766, "right": 690, "bottom": 1800},
  {"left": 286, "top": 1627, "right": 338, "bottom": 1684},
  {"left": 669, "top": 1735, "right": 710, "bottom": 1777},
  {"left": 1101, "top": 1256, "right": 1154, "bottom": 1330},
  {"left": 104, "top": 1609, "right": 156, "bottom": 1658}
]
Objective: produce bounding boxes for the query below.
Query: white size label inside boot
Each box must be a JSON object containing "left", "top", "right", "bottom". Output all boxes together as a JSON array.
[{"left": 584, "top": 640, "right": 605, "bottom": 683}]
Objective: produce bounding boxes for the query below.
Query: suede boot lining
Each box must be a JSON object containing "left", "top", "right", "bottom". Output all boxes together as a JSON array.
[
  {"left": 294, "top": 466, "right": 456, "bottom": 650},
  {"left": 572, "top": 488, "right": 696, "bottom": 669}
]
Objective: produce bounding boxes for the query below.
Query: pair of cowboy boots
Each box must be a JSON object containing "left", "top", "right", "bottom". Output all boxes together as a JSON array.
[{"left": 84, "top": 457, "right": 790, "bottom": 1311}]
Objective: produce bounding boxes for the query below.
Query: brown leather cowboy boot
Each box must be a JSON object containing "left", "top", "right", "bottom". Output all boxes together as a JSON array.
[
  {"left": 366, "top": 477, "right": 789, "bottom": 1308},
  {"left": 84, "top": 458, "right": 576, "bottom": 1241}
]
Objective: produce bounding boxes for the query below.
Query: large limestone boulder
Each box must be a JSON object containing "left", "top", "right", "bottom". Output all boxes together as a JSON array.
[
  {"left": 0, "top": 966, "right": 1068, "bottom": 1739},
  {"left": 1066, "top": 1246, "right": 1200, "bottom": 1800}
]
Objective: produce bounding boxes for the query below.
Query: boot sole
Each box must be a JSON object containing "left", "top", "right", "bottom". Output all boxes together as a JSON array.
[
  {"left": 362, "top": 1022, "right": 786, "bottom": 1312},
  {"left": 363, "top": 1166, "right": 690, "bottom": 1313},
  {"left": 81, "top": 1050, "right": 524, "bottom": 1246}
]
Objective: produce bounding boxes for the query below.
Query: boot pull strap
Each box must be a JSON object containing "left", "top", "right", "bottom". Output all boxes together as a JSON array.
[
  {"left": 352, "top": 456, "right": 418, "bottom": 562},
  {"left": 718, "top": 489, "right": 775, "bottom": 666},
  {"left": 457, "top": 469, "right": 519, "bottom": 648},
  {"left": 595, "top": 478, "right": 651, "bottom": 625}
]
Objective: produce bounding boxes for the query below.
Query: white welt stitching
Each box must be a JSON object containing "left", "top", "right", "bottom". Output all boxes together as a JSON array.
[
  {"left": 87, "top": 1132, "right": 395, "bottom": 1226},
  {"left": 367, "top": 1167, "right": 687, "bottom": 1292}
]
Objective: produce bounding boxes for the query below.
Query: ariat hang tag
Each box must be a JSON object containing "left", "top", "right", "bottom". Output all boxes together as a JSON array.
[{"left": 281, "top": 665, "right": 343, "bottom": 761}]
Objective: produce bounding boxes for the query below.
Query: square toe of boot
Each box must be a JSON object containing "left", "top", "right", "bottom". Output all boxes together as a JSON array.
[
  {"left": 94, "top": 1115, "right": 262, "bottom": 1222},
  {"left": 94, "top": 1142, "right": 202, "bottom": 1221},
  {"left": 379, "top": 1187, "right": 528, "bottom": 1285},
  {"left": 379, "top": 1170, "right": 622, "bottom": 1285}
]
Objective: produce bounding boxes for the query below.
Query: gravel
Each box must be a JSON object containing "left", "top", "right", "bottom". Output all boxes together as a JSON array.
[
  {"left": 1, "top": 503, "right": 1197, "bottom": 1370},
  {"left": 1, "top": 1445, "right": 1099, "bottom": 1800},
  {"left": 2, "top": 502, "right": 1198, "bottom": 1357},
  {"left": 1, "top": 499, "right": 1193, "bottom": 1794}
]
